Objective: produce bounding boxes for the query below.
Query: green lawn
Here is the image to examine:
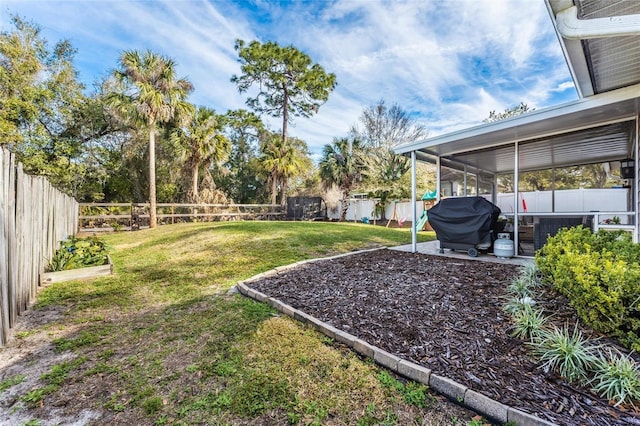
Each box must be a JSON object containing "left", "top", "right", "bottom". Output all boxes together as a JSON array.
[{"left": 6, "top": 222, "right": 485, "bottom": 425}]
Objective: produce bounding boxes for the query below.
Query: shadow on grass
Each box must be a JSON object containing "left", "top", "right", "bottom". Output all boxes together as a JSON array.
[{"left": 3, "top": 292, "right": 277, "bottom": 425}]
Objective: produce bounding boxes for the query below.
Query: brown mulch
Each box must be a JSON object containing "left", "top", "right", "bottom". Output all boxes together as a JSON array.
[{"left": 247, "top": 249, "right": 640, "bottom": 426}]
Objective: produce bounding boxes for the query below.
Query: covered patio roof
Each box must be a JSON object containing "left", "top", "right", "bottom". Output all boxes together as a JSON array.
[
  {"left": 395, "top": 85, "right": 639, "bottom": 175},
  {"left": 395, "top": 0, "right": 640, "bottom": 175}
]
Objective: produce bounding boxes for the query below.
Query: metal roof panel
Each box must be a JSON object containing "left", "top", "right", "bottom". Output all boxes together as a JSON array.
[{"left": 395, "top": 86, "right": 639, "bottom": 174}]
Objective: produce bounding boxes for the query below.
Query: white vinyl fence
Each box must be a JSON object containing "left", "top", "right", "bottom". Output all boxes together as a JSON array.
[
  {"left": 329, "top": 198, "right": 424, "bottom": 222},
  {"left": 489, "top": 188, "right": 629, "bottom": 222},
  {"left": 330, "top": 188, "right": 629, "bottom": 223},
  {"left": 0, "top": 148, "right": 78, "bottom": 346}
]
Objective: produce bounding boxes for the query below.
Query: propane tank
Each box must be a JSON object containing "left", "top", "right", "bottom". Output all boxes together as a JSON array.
[{"left": 494, "top": 232, "right": 514, "bottom": 258}]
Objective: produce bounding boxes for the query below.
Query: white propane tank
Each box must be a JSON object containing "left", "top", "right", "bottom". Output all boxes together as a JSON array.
[{"left": 494, "top": 233, "right": 514, "bottom": 258}]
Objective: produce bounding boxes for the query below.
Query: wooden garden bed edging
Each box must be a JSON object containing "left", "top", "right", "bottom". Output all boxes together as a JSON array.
[{"left": 39, "top": 256, "right": 113, "bottom": 285}]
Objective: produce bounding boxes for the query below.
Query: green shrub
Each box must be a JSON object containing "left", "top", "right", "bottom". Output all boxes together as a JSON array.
[
  {"left": 507, "top": 276, "right": 533, "bottom": 299},
  {"left": 590, "top": 348, "right": 640, "bottom": 407},
  {"left": 48, "top": 236, "right": 110, "bottom": 272},
  {"left": 532, "top": 324, "right": 599, "bottom": 384},
  {"left": 510, "top": 304, "right": 547, "bottom": 341},
  {"left": 535, "top": 227, "right": 640, "bottom": 351},
  {"left": 503, "top": 270, "right": 540, "bottom": 316},
  {"left": 519, "top": 263, "right": 543, "bottom": 289}
]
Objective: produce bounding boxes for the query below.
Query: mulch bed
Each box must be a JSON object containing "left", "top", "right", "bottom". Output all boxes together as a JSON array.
[{"left": 247, "top": 249, "right": 640, "bottom": 426}]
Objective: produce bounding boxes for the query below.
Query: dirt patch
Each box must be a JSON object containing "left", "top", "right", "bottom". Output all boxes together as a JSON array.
[
  {"left": 0, "top": 303, "right": 104, "bottom": 425},
  {"left": 248, "top": 248, "right": 640, "bottom": 425}
]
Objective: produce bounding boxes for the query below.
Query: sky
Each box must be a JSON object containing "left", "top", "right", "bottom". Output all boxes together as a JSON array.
[{"left": 0, "top": 0, "right": 578, "bottom": 159}]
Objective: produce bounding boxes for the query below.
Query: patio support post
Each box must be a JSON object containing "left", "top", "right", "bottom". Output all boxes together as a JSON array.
[
  {"left": 411, "top": 151, "right": 417, "bottom": 252},
  {"left": 463, "top": 165, "right": 468, "bottom": 196},
  {"left": 552, "top": 167, "right": 556, "bottom": 212},
  {"left": 514, "top": 141, "right": 520, "bottom": 256},
  {"left": 492, "top": 174, "right": 498, "bottom": 204},
  {"left": 436, "top": 156, "right": 441, "bottom": 202},
  {"left": 635, "top": 117, "right": 639, "bottom": 243}
]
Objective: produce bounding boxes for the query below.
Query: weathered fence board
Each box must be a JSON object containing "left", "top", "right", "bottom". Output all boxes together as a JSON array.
[
  {"left": 0, "top": 148, "right": 78, "bottom": 346},
  {"left": 0, "top": 148, "right": 11, "bottom": 342}
]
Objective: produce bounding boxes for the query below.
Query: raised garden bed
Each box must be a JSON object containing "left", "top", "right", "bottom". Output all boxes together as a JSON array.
[{"left": 40, "top": 256, "right": 113, "bottom": 285}]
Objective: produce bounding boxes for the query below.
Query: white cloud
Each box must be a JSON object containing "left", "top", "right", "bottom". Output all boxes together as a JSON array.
[
  {"left": 1, "top": 0, "right": 576, "bottom": 157},
  {"left": 553, "top": 81, "right": 576, "bottom": 92}
]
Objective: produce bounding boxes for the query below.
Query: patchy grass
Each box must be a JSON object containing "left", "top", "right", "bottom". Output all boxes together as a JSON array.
[
  {"left": 22, "top": 357, "right": 87, "bottom": 407},
  {"left": 6, "top": 222, "right": 479, "bottom": 424},
  {"left": 0, "top": 374, "right": 26, "bottom": 392}
]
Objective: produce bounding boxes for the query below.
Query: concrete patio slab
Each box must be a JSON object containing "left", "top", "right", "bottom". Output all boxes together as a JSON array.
[{"left": 391, "top": 240, "right": 534, "bottom": 267}]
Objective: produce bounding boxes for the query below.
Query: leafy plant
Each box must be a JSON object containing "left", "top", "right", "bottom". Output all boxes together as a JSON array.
[
  {"left": 536, "top": 227, "right": 640, "bottom": 351},
  {"left": 532, "top": 324, "right": 599, "bottom": 384},
  {"left": 48, "top": 236, "right": 110, "bottom": 271},
  {"left": 510, "top": 304, "right": 547, "bottom": 341},
  {"left": 142, "top": 395, "right": 165, "bottom": 414},
  {"left": 507, "top": 276, "right": 532, "bottom": 299},
  {"left": 590, "top": 348, "right": 640, "bottom": 407},
  {"left": 466, "top": 416, "right": 490, "bottom": 426},
  {"left": 503, "top": 294, "right": 536, "bottom": 315},
  {"left": 519, "top": 263, "right": 542, "bottom": 288},
  {"left": 503, "top": 270, "right": 538, "bottom": 315}
]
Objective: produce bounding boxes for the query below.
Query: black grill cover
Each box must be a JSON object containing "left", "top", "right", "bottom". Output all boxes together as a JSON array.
[{"left": 427, "top": 197, "right": 501, "bottom": 245}]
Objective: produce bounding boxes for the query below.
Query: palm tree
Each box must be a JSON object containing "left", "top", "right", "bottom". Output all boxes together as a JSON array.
[
  {"left": 319, "top": 137, "right": 363, "bottom": 221},
  {"left": 108, "top": 50, "right": 193, "bottom": 228},
  {"left": 260, "top": 133, "right": 309, "bottom": 206},
  {"left": 171, "top": 106, "right": 230, "bottom": 203}
]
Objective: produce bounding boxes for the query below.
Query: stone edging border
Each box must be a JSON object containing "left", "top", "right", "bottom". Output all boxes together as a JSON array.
[{"left": 234, "top": 247, "right": 557, "bottom": 426}]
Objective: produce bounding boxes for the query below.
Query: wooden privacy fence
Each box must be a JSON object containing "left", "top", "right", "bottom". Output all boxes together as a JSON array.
[
  {"left": 0, "top": 148, "right": 78, "bottom": 346},
  {"left": 79, "top": 203, "right": 285, "bottom": 231}
]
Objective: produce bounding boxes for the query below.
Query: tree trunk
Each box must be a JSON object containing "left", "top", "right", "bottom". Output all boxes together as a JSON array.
[
  {"left": 282, "top": 90, "right": 288, "bottom": 150},
  {"left": 270, "top": 173, "right": 278, "bottom": 205},
  {"left": 149, "top": 127, "right": 157, "bottom": 229},
  {"left": 279, "top": 178, "right": 287, "bottom": 207},
  {"left": 191, "top": 162, "right": 200, "bottom": 219},
  {"left": 191, "top": 163, "right": 199, "bottom": 203},
  {"left": 340, "top": 198, "right": 349, "bottom": 222},
  {"left": 279, "top": 90, "right": 289, "bottom": 208}
]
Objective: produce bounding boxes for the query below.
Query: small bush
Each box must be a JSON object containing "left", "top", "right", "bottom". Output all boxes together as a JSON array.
[
  {"left": 507, "top": 276, "right": 532, "bottom": 299},
  {"left": 532, "top": 324, "right": 599, "bottom": 384},
  {"left": 510, "top": 304, "right": 547, "bottom": 341},
  {"left": 48, "top": 236, "right": 110, "bottom": 271},
  {"left": 535, "top": 227, "right": 640, "bottom": 351},
  {"left": 503, "top": 294, "right": 537, "bottom": 315},
  {"left": 590, "top": 348, "right": 640, "bottom": 407},
  {"left": 519, "top": 263, "right": 543, "bottom": 289}
]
